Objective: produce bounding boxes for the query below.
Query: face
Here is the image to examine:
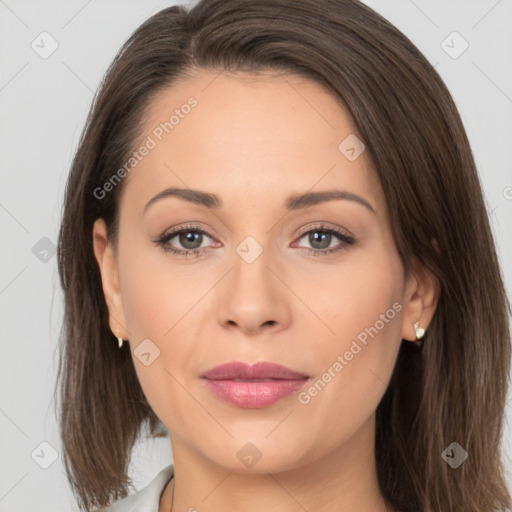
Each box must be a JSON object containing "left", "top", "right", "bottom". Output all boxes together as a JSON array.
[{"left": 93, "top": 69, "right": 429, "bottom": 474}]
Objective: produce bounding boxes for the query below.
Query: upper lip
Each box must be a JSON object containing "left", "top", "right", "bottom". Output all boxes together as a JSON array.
[{"left": 201, "top": 361, "right": 309, "bottom": 380}]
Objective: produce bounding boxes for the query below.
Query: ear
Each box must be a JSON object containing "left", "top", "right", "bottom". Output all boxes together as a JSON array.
[
  {"left": 401, "top": 249, "right": 441, "bottom": 341},
  {"left": 92, "top": 218, "right": 129, "bottom": 340}
]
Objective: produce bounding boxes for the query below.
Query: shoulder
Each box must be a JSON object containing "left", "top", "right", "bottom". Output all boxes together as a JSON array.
[{"left": 100, "top": 465, "right": 174, "bottom": 512}]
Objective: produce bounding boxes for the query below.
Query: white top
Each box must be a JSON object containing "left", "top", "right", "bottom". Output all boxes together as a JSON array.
[{"left": 101, "top": 465, "right": 174, "bottom": 512}]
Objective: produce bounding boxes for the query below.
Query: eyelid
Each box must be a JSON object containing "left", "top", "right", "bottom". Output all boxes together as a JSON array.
[
  {"left": 295, "top": 222, "right": 354, "bottom": 239},
  {"left": 157, "top": 222, "right": 219, "bottom": 241}
]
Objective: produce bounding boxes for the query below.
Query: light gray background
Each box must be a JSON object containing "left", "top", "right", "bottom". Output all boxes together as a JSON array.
[{"left": 1, "top": 1, "right": 511, "bottom": 510}]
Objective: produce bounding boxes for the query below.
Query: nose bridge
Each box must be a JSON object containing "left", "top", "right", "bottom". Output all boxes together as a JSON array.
[{"left": 231, "top": 233, "right": 275, "bottom": 300}]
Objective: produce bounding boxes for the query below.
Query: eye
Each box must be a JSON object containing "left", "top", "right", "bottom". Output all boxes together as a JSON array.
[
  {"left": 292, "top": 224, "right": 355, "bottom": 256},
  {"left": 153, "top": 224, "right": 217, "bottom": 258}
]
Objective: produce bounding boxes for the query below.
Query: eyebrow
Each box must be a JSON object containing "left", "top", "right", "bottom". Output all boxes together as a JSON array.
[{"left": 143, "top": 187, "right": 375, "bottom": 214}]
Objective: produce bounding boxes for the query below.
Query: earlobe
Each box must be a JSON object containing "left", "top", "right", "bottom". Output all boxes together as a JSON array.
[
  {"left": 92, "top": 218, "right": 128, "bottom": 340},
  {"left": 400, "top": 257, "right": 441, "bottom": 342}
]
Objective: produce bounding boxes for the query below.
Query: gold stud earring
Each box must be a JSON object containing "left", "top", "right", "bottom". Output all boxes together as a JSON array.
[{"left": 414, "top": 321, "right": 425, "bottom": 340}]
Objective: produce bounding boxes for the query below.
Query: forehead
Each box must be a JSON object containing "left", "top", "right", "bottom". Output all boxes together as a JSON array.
[{"left": 121, "top": 68, "right": 384, "bottom": 215}]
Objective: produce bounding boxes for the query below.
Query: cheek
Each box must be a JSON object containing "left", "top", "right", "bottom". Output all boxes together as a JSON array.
[
  {"left": 118, "top": 230, "right": 182, "bottom": 339},
  {"left": 116, "top": 238, "right": 212, "bottom": 419},
  {"left": 122, "top": 273, "right": 169, "bottom": 341},
  {"left": 301, "top": 246, "right": 403, "bottom": 345},
  {"left": 297, "top": 249, "right": 404, "bottom": 421},
  {"left": 115, "top": 241, "right": 176, "bottom": 401},
  {"left": 329, "top": 248, "right": 404, "bottom": 371}
]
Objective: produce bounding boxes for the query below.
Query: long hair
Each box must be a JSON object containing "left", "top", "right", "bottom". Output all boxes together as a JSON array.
[{"left": 54, "top": 1, "right": 511, "bottom": 510}]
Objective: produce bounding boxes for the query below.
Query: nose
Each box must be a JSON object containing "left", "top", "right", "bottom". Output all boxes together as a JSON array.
[{"left": 217, "top": 245, "right": 292, "bottom": 336}]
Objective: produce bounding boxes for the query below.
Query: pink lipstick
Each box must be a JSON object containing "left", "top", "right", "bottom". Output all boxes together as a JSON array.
[{"left": 201, "top": 361, "right": 310, "bottom": 408}]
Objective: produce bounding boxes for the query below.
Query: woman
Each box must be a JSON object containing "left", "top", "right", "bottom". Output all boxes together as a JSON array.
[{"left": 54, "top": 0, "right": 511, "bottom": 511}]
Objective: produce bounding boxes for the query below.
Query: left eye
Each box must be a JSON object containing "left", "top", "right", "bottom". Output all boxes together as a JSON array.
[
  {"left": 296, "top": 229, "right": 347, "bottom": 250},
  {"left": 299, "top": 227, "right": 354, "bottom": 254}
]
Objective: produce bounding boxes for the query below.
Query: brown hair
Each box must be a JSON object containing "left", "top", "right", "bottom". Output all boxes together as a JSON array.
[{"left": 54, "top": 0, "right": 511, "bottom": 511}]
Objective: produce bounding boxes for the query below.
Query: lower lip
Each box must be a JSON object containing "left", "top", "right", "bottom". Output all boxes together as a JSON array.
[{"left": 203, "top": 378, "right": 309, "bottom": 408}]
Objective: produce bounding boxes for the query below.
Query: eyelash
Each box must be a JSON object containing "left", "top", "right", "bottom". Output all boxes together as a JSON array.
[{"left": 153, "top": 223, "right": 355, "bottom": 258}]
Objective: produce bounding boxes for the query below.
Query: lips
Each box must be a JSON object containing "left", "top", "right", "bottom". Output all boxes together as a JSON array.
[
  {"left": 201, "top": 361, "right": 309, "bottom": 381},
  {"left": 201, "top": 361, "right": 310, "bottom": 408}
]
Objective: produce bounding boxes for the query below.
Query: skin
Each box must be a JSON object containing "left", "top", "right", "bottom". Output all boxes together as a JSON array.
[{"left": 93, "top": 69, "right": 439, "bottom": 512}]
